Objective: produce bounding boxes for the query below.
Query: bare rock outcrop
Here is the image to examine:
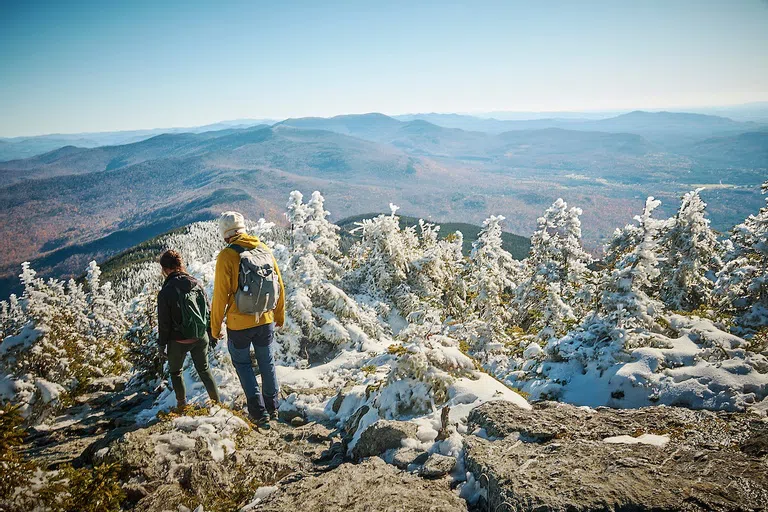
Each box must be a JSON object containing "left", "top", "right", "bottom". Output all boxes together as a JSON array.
[
  {"left": 258, "top": 457, "right": 466, "bottom": 511},
  {"left": 465, "top": 400, "right": 768, "bottom": 512},
  {"left": 101, "top": 412, "right": 309, "bottom": 512}
]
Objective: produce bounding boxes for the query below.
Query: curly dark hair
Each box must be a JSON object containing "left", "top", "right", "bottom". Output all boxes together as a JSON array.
[{"left": 159, "top": 249, "right": 185, "bottom": 271}]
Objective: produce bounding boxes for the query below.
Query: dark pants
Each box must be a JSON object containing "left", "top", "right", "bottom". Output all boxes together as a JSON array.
[
  {"left": 227, "top": 323, "right": 279, "bottom": 419},
  {"left": 167, "top": 338, "right": 221, "bottom": 405}
]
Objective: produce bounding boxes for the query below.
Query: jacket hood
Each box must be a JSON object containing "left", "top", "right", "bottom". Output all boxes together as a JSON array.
[
  {"left": 227, "top": 232, "right": 262, "bottom": 250},
  {"left": 163, "top": 271, "right": 198, "bottom": 293}
]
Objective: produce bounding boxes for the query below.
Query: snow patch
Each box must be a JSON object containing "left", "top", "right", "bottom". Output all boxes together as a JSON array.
[{"left": 604, "top": 434, "right": 670, "bottom": 447}]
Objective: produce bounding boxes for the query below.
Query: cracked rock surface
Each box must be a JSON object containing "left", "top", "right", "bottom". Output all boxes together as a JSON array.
[
  {"left": 465, "top": 400, "right": 768, "bottom": 512},
  {"left": 258, "top": 457, "right": 467, "bottom": 512}
]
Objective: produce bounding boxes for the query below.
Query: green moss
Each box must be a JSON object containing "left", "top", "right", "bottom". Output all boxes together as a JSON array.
[
  {"left": 387, "top": 344, "right": 407, "bottom": 356},
  {"left": 365, "top": 382, "right": 383, "bottom": 398},
  {"left": 510, "top": 387, "right": 530, "bottom": 399},
  {"left": 656, "top": 316, "right": 671, "bottom": 331},
  {"left": 40, "top": 463, "right": 126, "bottom": 512},
  {"left": 0, "top": 403, "right": 36, "bottom": 502},
  {"left": 158, "top": 404, "right": 212, "bottom": 422},
  {"left": 746, "top": 327, "right": 768, "bottom": 354}
]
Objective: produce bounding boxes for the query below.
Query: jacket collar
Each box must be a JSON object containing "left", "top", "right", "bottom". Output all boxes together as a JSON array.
[
  {"left": 163, "top": 270, "right": 186, "bottom": 287},
  {"left": 227, "top": 232, "right": 261, "bottom": 249}
]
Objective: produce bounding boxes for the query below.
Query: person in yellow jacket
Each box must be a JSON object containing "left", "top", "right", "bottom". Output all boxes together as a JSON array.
[{"left": 211, "top": 211, "right": 285, "bottom": 429}]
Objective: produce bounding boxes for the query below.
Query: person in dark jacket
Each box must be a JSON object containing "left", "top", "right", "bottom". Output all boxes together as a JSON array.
[{"left": 157, "top": 250, "right": 221, "bottom": 408}]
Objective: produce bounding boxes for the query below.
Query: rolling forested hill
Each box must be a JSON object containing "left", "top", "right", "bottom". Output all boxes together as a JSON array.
[{"left": 0, "top": 111, "right": 765, "bottom": 298}]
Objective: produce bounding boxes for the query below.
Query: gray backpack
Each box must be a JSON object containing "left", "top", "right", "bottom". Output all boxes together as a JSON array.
[{"left": 228, "top": 244, "right": 280, "bottom": 317}]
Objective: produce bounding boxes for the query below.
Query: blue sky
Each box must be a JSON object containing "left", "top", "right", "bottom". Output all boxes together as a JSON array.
[{"left": 1, "top": 0, "right": 767, "bottom": 136}]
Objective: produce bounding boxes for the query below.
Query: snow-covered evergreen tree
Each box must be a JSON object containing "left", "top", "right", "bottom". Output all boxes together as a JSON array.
[
  {"left": 603, "top": 223, "right": 643, "bottom": 271},
  {"left": 85, "top": 261, "right": 125, "bottom": 343},
  {"left": 716, "top": 181, "right": 768, "bottom": 329},
  {"left": 659, "top": 189, "right": 722, "bottom": 311},
  {"left": 407, "top": 221, "right": 465, "bottom": 318},
  {"left": 277, "top": 191, "right": 388, "bottom": 365},
  {"left": 515, "top": 199, "right": 592, "bottom": 340},
  {"left": 0, "top": 294, "right": 24, "bottom": 341},
  {"left": 459, "top": 215, "right": 522, "bottom": 353},
  {"left": 347, "top": 204, "right": 421, "bottom": 298},
  {"left": 597, "top": 197, "right": 665, "bottom": 345},
  {"left": 286, "top": 190, "right": 342, "bottom": 278}
]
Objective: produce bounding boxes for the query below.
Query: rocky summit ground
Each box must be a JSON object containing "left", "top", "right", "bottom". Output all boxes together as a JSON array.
[
  {"left": 17, "top": 382, "right": 768, "bottom": 512},
  {"left": 465, "top": 401, "right": 768, "bottom": 512}
]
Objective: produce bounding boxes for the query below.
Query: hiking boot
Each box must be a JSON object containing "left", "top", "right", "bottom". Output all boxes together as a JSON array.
[
  {"left": 269, "top": 410, "right": 278, "bottom": 421},
  {"left": 254, "top": 413, "right": 271, "bottom": 430},
  {"left": 172, "top": 402, "right": 189, "bottom": 414}
]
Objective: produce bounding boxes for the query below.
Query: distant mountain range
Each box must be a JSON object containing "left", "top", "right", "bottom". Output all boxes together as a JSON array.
[
  {"left": 0, "top": 110, "right": 765, "bottom": 298},
  {"left": 0, "top": 119, "right": 278, "bottom": 162},
  {"left": 395, "top": 111, "right": 762, "bottom": 146},
  {"left": 2, "top": 109, "right": 764, "bottom": 163}
]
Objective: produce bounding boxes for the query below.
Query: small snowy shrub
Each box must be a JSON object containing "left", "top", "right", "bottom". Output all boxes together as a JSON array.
[
  {"left": 375, "top": 311, "right": 473, "bottom": 417},
  {"left": 0, "top": 403, "right": 35, "bottom": 504},
  {"left": 0, "top": 262, "right": 128, "bottom": 411},
  {"left": 124, "top": 287, "right": 163, "bottom": 388}
]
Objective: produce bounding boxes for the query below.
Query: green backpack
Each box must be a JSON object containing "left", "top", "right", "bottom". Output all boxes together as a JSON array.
[{"left": 175, "top": 285, "right": 209, "bottom": 340}]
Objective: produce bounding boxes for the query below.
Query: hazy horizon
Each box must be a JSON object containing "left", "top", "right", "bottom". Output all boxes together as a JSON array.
[
  {"left": 2, "top": 0, "right": 768, "bottom": 137},
  {"left": 1, "top": 100, "right": 767, "bottom": 139}
]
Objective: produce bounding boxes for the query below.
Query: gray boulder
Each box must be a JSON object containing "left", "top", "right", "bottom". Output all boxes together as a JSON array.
[
  {"left": 419, "top": 453, "right": 456, "bottom": 478},
  {"left": 465, "top": 400, "right": 768, "bottom": 512},
  {"left": 352, "top": 419, "right": 418, "bottom": 459},
  {"left": 391, "top": 447, "right": 429, "bottom": 469},
  {"left": 258, "top": 457, "right": 466, "bottom": 511}
]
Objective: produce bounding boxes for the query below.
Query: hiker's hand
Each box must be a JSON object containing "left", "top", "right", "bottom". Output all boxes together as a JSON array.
[
  {"left": 209, "top": 337, "right": 217, "bottom": 349},
  {"left": 158, "top": 345, "right": 168, "bottom": 362}
]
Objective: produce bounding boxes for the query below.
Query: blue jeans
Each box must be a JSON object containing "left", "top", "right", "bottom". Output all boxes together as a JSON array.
[{"left": 227, "top": 323, "right": 279, "bottom": 419}]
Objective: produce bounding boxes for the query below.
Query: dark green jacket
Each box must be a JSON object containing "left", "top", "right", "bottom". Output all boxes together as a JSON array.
[{"left": 157, "top": 271, "right": 211, "bottom": 347}]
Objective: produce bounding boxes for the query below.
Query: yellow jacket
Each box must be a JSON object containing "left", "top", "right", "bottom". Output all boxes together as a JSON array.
[{"left": 210, "top": 233, "right": 285, "bottom": 339}]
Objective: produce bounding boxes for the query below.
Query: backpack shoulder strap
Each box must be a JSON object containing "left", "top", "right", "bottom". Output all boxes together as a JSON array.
[{"left": 227, "top": 243, "right": 246, "bottom": 254}]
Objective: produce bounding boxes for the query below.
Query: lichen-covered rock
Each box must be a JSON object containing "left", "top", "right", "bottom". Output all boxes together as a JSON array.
[
  {"left": 101, "top": 408, "right": 308, "bottom": 511},
  {"left": 258, "top": 457, "right": 466, "bottom": 511},
  {"left": 468, "top": 400, "right": 765, "bottom": 448},
  {"left": 465, "top": 400, "right": 768, "bottom": 512},
  {"left": 391, "top": 448, "right": 429, "bottom": 470},
  {"left": 419, "top": 453, "right": 456, "bottom": 478},
  {"left": 352, "top": 419, "right": 418, "bottom": 459}
]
